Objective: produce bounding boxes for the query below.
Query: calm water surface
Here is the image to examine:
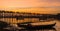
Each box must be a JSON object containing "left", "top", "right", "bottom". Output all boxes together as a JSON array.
[{"left": 0, "top": 18, "right": 60, "bottom": 31}]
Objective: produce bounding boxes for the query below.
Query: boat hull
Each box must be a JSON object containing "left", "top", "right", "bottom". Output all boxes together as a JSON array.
[{"left": 17, "top": 21, "right": 56, "bottom": 29}]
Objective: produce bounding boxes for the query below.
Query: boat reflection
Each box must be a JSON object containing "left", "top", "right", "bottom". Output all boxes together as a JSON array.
[{"left": 0, "top": 27, "right": 56, "bottom": 31}]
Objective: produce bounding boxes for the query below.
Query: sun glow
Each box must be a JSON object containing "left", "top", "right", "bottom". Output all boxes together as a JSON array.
[{"left": 0, "top": 0, "right": 60, "bottom": 14}]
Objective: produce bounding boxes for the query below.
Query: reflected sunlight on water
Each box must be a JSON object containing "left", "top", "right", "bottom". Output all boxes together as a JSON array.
[{"left": 0, "top": 18, "right": 60, "bottom": 31}]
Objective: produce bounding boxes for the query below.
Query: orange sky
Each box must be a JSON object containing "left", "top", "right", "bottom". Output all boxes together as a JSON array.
[{"left": 0, "top": 0, "right": 60, "bottom": 14}]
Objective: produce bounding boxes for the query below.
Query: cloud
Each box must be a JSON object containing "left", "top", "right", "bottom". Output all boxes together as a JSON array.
[
  {"left": 0, "top": 0, "right": 60, "bottom": 14},
  {"left": 38, "top": 0, "right": 60, "bottom": 2},
  {"left": 0, "top": 0, "right": 60, "bottom": 8}
]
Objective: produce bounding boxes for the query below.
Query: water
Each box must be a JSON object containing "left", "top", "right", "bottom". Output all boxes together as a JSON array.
[{"left": 0, "top": 18, "right": 60, "bottom": 31}]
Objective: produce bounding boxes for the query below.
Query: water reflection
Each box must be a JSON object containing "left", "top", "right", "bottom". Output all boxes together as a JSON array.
[
  {"left": 0, "top": 28, "right": 56, "bottom": 31},
  {"left": 21, "top": 28, "right": 56, "bottom": 31},
  {"left": 0, "top": 29, "right": 10, "bottom": 31},
  {"left": 0, "top": 18, "right": 60, "bottom": 31}
]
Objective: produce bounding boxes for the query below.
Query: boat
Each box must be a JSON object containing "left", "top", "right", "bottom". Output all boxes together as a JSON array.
[
  {"left": 17, "top": 20, "right": 56, "bottom": 28},
  {"left": 0, "top": 21, "right": 9, "bottom": 29}
]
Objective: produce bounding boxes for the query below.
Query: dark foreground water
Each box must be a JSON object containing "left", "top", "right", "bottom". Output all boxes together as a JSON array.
[{"left": 0, "top": 18, "right": 60, "bottom": 31}]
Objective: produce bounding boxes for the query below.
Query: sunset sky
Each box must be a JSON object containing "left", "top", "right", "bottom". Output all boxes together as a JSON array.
[{"left": 0, "top": 0, "right": 60, "bottom": 14}]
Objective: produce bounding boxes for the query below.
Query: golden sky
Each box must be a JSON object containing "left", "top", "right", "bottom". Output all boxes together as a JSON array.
[{"left": 0, "top": 0, "right": 60, "bottom": 14}]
